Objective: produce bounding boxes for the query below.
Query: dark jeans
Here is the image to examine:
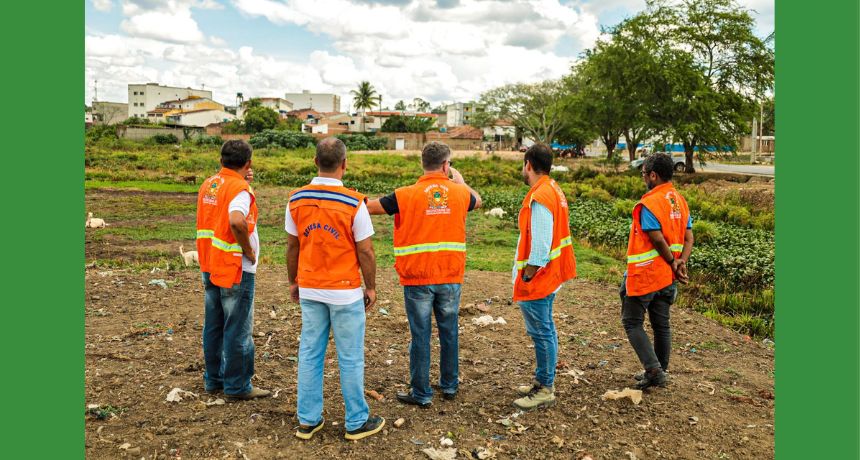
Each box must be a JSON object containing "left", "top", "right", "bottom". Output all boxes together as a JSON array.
[
  {"left": 202, "top": 271, "right": 256, "bottom": 395},
  {"left": 403, "top": 284, "right": 461, "bottom": 403},
  {"left": 620, "top": 277, "right": 676, "bottom": 372}
]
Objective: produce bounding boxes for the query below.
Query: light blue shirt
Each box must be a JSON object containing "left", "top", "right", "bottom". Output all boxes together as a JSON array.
[{"left": 512, "top": 202, "right": 554, "bottom": 283}]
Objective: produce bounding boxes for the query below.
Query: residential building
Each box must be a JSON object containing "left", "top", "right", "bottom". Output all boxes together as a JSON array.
[
  {"left": 348, "top": 111, "right": 437, "bottom": 133},
  {"left": 127, "top": 83, "right": 212, "bottom": 119},
  {"left": 166, "top": 109, "right": 236, "bottom": 127},
  {"left": 304, "top": 112, "right": 351, "bottom": 134},
  {"left": 237, "top": 97, "right": 294, "bottom": 119},
  {"left": 146, "top": 96, "right": 224, "bottom": 122},
  {"left": 92, "top": 101, "right": 129, "bottom": 125},
  {"left": 446, "top": 102, "right": 483, "bottom": 127},
  {"left": 284, "top": 90, "right": 341, "bottom": 113}
]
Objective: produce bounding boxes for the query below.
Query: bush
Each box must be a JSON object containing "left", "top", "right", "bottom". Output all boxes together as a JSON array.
[
  {"left": 86, "top": 125, "right": 117, "bottom": 144},
  {"left": 726, "top": 206, "right": 752, "bottom": 227},
  {"left": 249, "top": 130, "right": 316, "bottom": 149},
  {"left": 334, "top": 134, "right": 387, "bottom": 150},
  {"left": 152, "top": 133, "right": 179, "bottom": 145},
  {"left": 612, "top": 199, "right": 637, "bottom": 218},
  {"left": 583, "top": 187, "right": 613, "bottom": 202},
  {"left": 692, "top": 220, "right": 719, "bottom": 244},
  {"left": 193, "top": 135, "right": 223, "bottom": 146}
]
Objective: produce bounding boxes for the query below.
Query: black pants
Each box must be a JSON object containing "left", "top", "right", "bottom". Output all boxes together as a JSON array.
[{"left": 619, "top": 278, "right": 677, "bottom": 371}]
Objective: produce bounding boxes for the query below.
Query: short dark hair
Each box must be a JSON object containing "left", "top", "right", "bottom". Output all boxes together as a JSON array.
[
  {"left": 422, "top": 141, "right": 451, "bottom": 170},
  {"left": 643, "top": 153, "right": 674, "bottom": 181},
  {"left": 316, "top": 137, "right": 347, "bottom": 172},
  {"left": 524, "top": 144, "right": 552, "bottom": 174},
  {"left": 220, "top": 140, "right": 253, "bottom": 169}
]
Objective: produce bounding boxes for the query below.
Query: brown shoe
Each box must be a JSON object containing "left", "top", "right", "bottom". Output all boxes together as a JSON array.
[{"left": 228, "top": 387, "right": 271, "bottom": 400}]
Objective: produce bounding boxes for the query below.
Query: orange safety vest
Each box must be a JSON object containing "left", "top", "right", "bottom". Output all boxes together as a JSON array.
[
  {"left": 196, "top": 167, "right": 257, "bottom": 288},
  {"left": 625, "top": 182, "right": 690, "bottom": 296},
  {"left": 289, "top": 184, "right": 367, "bottom": 289},
  {"left": 513, "top": 175, "right": 577, "bottom": 302},
  {"left": 392, "top": 172, "right": 471, "bottom": 286}
]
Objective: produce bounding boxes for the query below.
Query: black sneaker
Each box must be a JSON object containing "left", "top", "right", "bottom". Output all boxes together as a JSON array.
[
  {"left": 442, "top": 391, "right": 457, "bottom": 401},
  {"left": 295, "top": 417, "right": 325, "bottom": 440},
  {"left": 344, "top": 416, "right": 385, "bottom": 441},
  {"left": 634, "top": 370, "right": 670, "bottom": 381},
  {"left": 396, "top": 391, "right": 431, "bottom": 408},
  {"left": 634, "top": 369, "right": 667, "bottom": 390}
]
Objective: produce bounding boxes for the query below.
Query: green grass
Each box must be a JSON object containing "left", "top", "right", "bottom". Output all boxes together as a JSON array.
[{"left": 85, "top": 180, "right": 199, "bottom": 193}]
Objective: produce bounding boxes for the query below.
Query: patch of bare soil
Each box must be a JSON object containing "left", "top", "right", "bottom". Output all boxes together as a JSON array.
[{"left": 86, "top": 266, "right": 774, "bottom": 459}]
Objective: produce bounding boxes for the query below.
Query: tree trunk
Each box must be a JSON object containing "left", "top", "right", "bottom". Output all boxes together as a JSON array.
[
  {"left": 602, "top": 134, "right": 618, "bottom": 160},
  {"left": 684, "top": 142, "right": 696, "bottom": 173}
]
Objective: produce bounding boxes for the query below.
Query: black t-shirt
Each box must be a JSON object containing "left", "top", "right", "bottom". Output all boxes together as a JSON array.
[{"left": 379, "top": 191, "right": 477, "bottom": 215}]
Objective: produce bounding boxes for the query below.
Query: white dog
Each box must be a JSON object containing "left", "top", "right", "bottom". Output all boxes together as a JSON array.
[
  {"left": 85, "top": 212, "right": 106, "bottom": 228},
  {"left": 179, "top": 245, "right": 199, "bottom": 267},
  {"left": 484, "top": 207, "right": 507, "bottom": 218}
]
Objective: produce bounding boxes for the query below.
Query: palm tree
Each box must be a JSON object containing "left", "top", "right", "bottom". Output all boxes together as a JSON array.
[{"left": 350, "top": 81, "right": 378, "bottom": 132}]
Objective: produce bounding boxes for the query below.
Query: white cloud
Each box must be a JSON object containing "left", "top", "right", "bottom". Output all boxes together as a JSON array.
[
  {"left": 87, "top": 0, "right": 772, "bottom": 110},
  {"left": 92, "top": 0, "right": 114, "bottom": 12}
]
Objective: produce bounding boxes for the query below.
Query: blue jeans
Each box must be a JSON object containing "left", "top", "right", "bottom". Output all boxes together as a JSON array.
[
  {"left": 297, "top": 298, "right": 369, "bottom": 431},
  {"left": 202, "top": 271, "right": 256, "bottom": 395},
  {"left": 518, "top": 293, "right": 558, "bottom": 387},
  {"left": 403, "top": 284, "right": 461, "bottom": 403}
]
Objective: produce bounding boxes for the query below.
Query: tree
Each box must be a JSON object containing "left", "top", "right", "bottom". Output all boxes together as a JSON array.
[
  {"left": 478, "top": 80, "right": 568, "bottom": 144},
  {"left": 243, "top": 106, "right": 279, "bottom": 133},
  {"left": 245, "top": 98, "right": 262, "bottom": 109},
  {"left": 394, "top": 100, "right": 407, "bottom": 111},
  {"left": 278, "top": 116, "right": 304, "bottom": 132},
  {"left": 412, "top": 97, "right": 431, "bottom": 112},
  {"left": 761, "top": 97, "right": 774, "bottom": 136},
  {"left": 646, "top": 0, "right": 774, "bottom": 171},
  {"left": 568, "top": 59, "right": 625, "bottom": 160},
  {"left": 350, "top": 81, "right": 379, "bottom": 132},
  {"left": 431, "top": 103, "right": 448, "bottom": 114},
  {"left": 380, "top": 115, "right": 435, "bottom": 133}
]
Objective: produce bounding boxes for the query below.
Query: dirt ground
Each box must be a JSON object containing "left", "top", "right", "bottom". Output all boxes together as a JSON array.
[{"left": 85, "top": 261, "right": 774, "bottom": 459}]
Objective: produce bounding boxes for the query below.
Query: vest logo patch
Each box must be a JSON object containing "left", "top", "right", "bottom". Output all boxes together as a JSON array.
[
  {"left": 665, "top": 192, "right": 682, "bottom": 219},
  {"left": 203, "top": 177, "right": 223, "bottom": 205},
  {"left": 424, "top": 184, "right": 451, "bottom": 215}
]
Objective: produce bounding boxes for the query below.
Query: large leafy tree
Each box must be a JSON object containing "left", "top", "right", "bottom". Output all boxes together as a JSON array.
[
  {"left": 243, "top": 106, "right": 279, "bottom": 133},
  {"left": 647, "top": 0, "right": 774, "bottom": 171},
  {"left": 478, "top": 80, "right": 568, "bottom": 144},
  {"left": 569, "top": 58, "right": 626, "bottom": 160},
  {"left": 394, "top": 100, "right": 406, "bottom": 111},
  {"left": 380, "top": 115, "right": 435, "bottom": 133}
]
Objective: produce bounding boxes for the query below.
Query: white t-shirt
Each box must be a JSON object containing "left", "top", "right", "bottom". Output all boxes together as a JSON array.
[
  {"left": 284, "top": 177, "right": 374, "bottom": 305},
  {"left": 229, "top": 191, "right": 259, "bottom": 274}
]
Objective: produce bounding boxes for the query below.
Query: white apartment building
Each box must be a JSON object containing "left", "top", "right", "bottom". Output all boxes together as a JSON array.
[
  {"left": 127, "top": 83, "right": 212, "bottom": 119},
  {"left": 166, "top": 109, "right": 236, "bottom": 127},
  {"left": 237, "top": 97, "right": 294, "bottom": 119},
  {"left": 284, "top": 90, "right": 341, "bottom": 113},
  {"left": 445, "top": 102, "right": 483, "bottom": 127}
]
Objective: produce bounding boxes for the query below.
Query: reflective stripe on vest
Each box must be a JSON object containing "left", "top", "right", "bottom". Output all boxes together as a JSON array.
[
  {"left": 515, "top": 236, "right": 573, "bottom": 269},
  {"left": 670, "top": 243, "right": 684, "bottom": 252},
  {"left": 627, "top": 249, "right": 659, "bottom": 264},
  {"left": 393, "top": 241, "right": 466, "bottom": 256},
  {"left": 197, "top": 229, "right": 214, "bottom": 239},
  {"left": 211, "top": 236, "right": 242, "bottom": 253}
]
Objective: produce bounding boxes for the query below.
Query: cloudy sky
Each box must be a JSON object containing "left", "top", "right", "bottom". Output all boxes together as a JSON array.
[{"left": 85, "top": 0, "right": 773, "bottom": 111}]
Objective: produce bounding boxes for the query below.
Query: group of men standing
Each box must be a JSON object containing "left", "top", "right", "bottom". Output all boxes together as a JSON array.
[{"left": 195, "top": 138, "right": 693, "bottom": 441}]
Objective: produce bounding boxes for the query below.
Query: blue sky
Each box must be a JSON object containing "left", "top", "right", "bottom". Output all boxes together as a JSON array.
[{"left": 85, "top": 0, "right": 773, "bottom": 110}]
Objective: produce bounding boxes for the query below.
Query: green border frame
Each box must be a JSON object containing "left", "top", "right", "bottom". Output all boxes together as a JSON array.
[
  {"left": 4, "top": 1, "right": 860, "bottom": 458},
  {"left": 776, "top": 0, "right": 859, "bottom": 458},
  {"left": 5, "top": 1, "right": 84, "bottom": 458}
]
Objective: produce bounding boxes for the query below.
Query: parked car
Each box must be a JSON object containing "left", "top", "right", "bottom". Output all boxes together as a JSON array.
[{"left": 629, "top": 152, "right": 687, "bottom": 172}]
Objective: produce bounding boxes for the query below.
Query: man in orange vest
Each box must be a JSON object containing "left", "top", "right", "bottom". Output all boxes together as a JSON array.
[
  {"left": 366, "top": 141, "right": 482, "bottom": 407},
  {"left": 621, "top": 153, "right": 694, "bottom": 390},
  {"left": 285, "top": 137, "right": 385, "bottom": 441},
  {"left": 511, "top": 144, "right": 577, "bottom": 411},
  {"left": 196, "top": 140, "right": 270, "bottom": 400}
]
